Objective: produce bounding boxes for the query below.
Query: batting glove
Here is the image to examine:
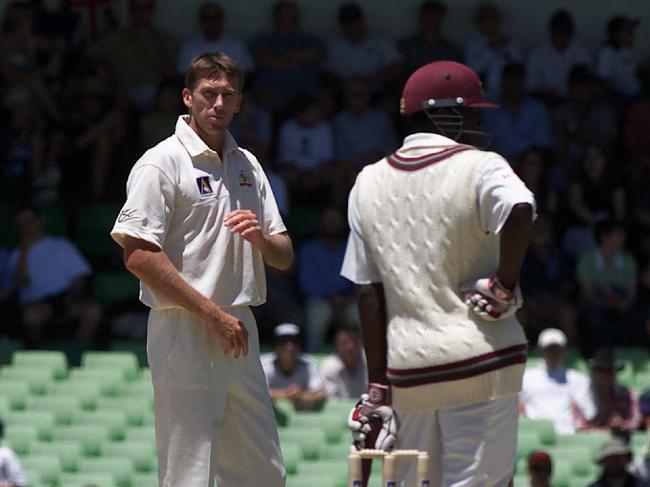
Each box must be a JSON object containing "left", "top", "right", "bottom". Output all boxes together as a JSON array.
[
  {"left": 464, "top": 276, "right": 523, "bottom": 322},
  {"left": 348, "top": 383, "right": 399, "bottom": 452}
]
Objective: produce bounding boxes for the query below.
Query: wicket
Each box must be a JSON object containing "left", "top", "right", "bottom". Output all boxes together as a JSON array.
[{"left": 348, "top": 449, "right": 430, "bottom": 487}]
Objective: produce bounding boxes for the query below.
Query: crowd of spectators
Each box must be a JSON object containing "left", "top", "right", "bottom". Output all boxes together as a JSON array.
[{"left": 0, "top": 0, "right": 649, "bottom": 364}]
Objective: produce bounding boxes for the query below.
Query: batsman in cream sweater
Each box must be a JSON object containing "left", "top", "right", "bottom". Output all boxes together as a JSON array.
[{"left": 341, "top": 61, "right": 535, "bottom": 486}]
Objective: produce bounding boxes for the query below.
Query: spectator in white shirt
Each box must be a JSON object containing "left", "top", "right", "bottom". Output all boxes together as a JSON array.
[
  {"left": 520, "top": 328, "right": 590, "bottom": 435},
  {"left": 319, "top": 324, "right": 367, "bottom": 399},
  {"left": 261, "top": 323, "right": 327, "bottom": 411},
  {"left": 177, "top": 2, "right": 254, "bottom": 74},
  {"left": 0, "top": 417, "right": 27, "bottom": 487},
  {"left": 7, "top": 207, "right": 101, "bottom": 348},
  {"left": 526, "top": 10, "right": 591, "bottom": 103},
  {"left": 324, "top": 3, "right": 401, "bottom": 91},
  {"left": 597, "top": 16, "right": 641, "bottom": 99},
  {"left": 276, "top": 94, "right": 340, "bottom": 204},
  {"left": 464, "top": 2, "right": 523, "bottom": 102},
  {"left": 333, "top": 78, "right": 398, "bottom": 169}
]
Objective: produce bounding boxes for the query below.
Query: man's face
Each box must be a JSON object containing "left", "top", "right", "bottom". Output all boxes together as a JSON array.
[
  {"left": 275, "top": 4, "right": 299, "bottom": 34},
  {"left": 420, "top": 7, "right": 444, "bottom": 35},
  {"left": 336, "top": 330, "right": 361, "bottom": 366},
  {"left": 551, "top": 30, "right": 571, "bottom": 51},
  {"left": 502, "top": 73, "right": 525, "bottom": 99},
  {"left": 276, "top": 339, "right": 299, "bottom": 371},
  {"left": 601, "top": 454, "right": 630, "bottom": 479},
  {"left": 200, "top": 6, "right": 223, "bottom": 39},
  {"left": 183, "top": 75, "right": 241, "bottom": 135},
  {"left": 529, "top": 462, "right": 551, "bottom": 485},
  {"left": 341, "top": 20, "right": 365, "bottom": 43},
  {"left": 542, "top": 345, "right": 566, "bottom": 370},
  {"left": 16, "top": 210, "right": 43, "bottom": 241},
  {"left": 592, "top": 368, "right": 616, "bottom": 389}
]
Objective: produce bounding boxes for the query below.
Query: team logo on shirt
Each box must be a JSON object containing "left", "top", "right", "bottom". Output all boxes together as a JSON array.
[
  {"left": 196, "top": 176, "right": 213, "bottom": 195},
  {"left": 238, "top": 170, "right": 252, "bottom": 187},
  {"left": 117, "top": 208, "right": 138, "bottom": 223}
]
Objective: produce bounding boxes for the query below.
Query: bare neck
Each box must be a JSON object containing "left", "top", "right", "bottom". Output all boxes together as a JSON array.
[{"left": 188, "top": 116, "right": 225, "bottom": 157}]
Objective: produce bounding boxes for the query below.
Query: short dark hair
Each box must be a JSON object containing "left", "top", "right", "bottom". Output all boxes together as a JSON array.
[
  {"left": 184, "top": 52, "right": 245, "bottom": 92},
  {"left": 335, "top": 323, "right": 361, "bottom": 337},
  {"left": 594, "top": 219, "right": 625, "bottom": 244},
  {"left": 502, "top": 61, "right": 525, "bottom": 79},
  {"left": 420, "top": 1, "right": 447, "bottom": 15},
  {"left": 550, "top": 9, "right": 574, "bottom": 36},
  {"left": 338, "top": 2, "right": 363, "bottom": 24},
  {"left": 273, "top": 0, "right": 296, "bottom": 17},
  {"left": 198, "top": 1, "right": 223, "bottom": 19}
]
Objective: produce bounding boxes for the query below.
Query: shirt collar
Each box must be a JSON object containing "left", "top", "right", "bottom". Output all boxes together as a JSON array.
[
  {"left": 175, "top": 115, "right": 238, "bottom": 160},
  {"left": 401, "top": 132, "right": 459, "bottom": 150}
]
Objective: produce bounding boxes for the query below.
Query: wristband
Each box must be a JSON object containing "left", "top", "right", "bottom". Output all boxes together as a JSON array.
[{"left": 367, "top": 383, "right": 391, "bottom": 406}]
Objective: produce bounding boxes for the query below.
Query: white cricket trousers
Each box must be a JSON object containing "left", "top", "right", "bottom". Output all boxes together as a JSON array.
[
  {"left": 147, "top": 306, "right": 285, "bottom": 487},
  {"left": 395, "top": 395, "right": 518, "bottom": 487}
]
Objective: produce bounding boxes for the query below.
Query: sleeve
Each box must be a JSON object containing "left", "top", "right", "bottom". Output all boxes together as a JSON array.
[
  {"left": 476, "top": 156, "right": 537, "bottom": 234},
  {"left": 319, "top": 358, "right": 339, "bottom": 397},
  {"left": 5, "top": 448, "right": 27, "bottom": 485},
  {"left": 259, "top": 166, "right": 287, "bottom": 236},
  {"left": 306, "top": 358, "right": 325, "bottom": 392},
  {"left": 110, "top": 164, "right": 176, "bottom": 249},
  {"left": 340, "top": 181, "right": 382, "bottom": 284}
]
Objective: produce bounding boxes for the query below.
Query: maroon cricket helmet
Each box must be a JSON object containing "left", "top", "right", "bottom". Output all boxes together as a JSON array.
[{"left": 400, "top": 60, "right": 498, "bottom": 115}]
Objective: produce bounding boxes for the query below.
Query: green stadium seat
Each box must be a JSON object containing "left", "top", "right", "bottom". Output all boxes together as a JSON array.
[
  {"left": 280, "top": 442, "right": 301, "bottom": 475},
  {"left": 92, "top": 272, "right": 141, "bottom": 311},
  {"left": 617, "top": 359, "right": 636, "bottom": 388},
  {"left": 22, "top": 469, "right": 41, "bottom": 487},
  {"left": 635, "top": 371, "right": 650, "bottom": 392},
  {"left": 119, "top": 381, "right": 154, "bottom": 405},
  {"left": 571, "top": 476, "right": 599, "bottom": 487},
  {"left": 278, "top": 429, "right": 326, "bottom": 461},
  {"left": 75, "top": 203, "right": 123, "bottom": 257},
  {"left": 133, "top": 473, "right": 158, "bottom": 487},
  {"left": 512, "top": 474, "right": 530, "bottom": 487},
  {"left": 290, "top": 413, "right": 345, "bottom": 443},
  {"left": 286, "top": 473, "right": 336, "bottom": 487},
  {"left": 60, "top": 472, "right": 118, "bottom": 487},
  {"left": 20, "top": 454, "right": 62, "bottom": 485},
  {"left": 104, "top": 441, "right": 156, "bottom": 473},
  {"left": 31, "top": 440, "right": 82, "bottom": 473},
  {"left": 82, "top": 351, "right": 140, "bottom": 382},
  {"left": 518, "top": 418, "right": 556, "bottom": 446},
  {"left": 54, "top": 425, "right": 110, "bottom": 457},
  {"left": 50, "top": 380, "right": 100, "bottom": 410},
  {"left": 297, "top": 461, "right": 348, "bottom": 487},
  {"left": 3, "top": 411, "right": 55, "bottom": 441},
  {"left": 620, "top": 347, "right": 650, "bottom": 372},
  {"left": 0, "top": 379, "right": 30, "bottom": 409},
  {"left": 0, "top": 397, "right": 10, "bottom": 417},
  {"left": 551, "top": 459, "right": 572, "bottom": 487},
  {"left": 4, "top": 425, "right": 37, "bottom": 455},
  {"left": 27, "top": 396, "right": 81, "bottom": 425},
  {"left": 319, "top": 442, "right": 352, "bottom": 461},
  {"left": 1, "top": 366, "right": 55, "bottom": 395},
  {"left": 125, "top": 425, "right": 156, "bottom": 444},
  {"left": 556, "top": 432, "right": 609, "bottom": 457},
  {"left": 97, "top": 397, "right": 151, "bottom": 426},
  {"left": 71, "top": 410, "right": 128, "bottom": 441},
  {"left": 69, "top": 368, "right": 124, "bottom": 396},
  {"left": 548, "top": 446, "right": 595, "bottom": 478},
  {"left": 631, "top": 432, "right": 650, "bottom": 456},
  {"left": 12, "top": 351, "right": 67, "bottom": 380},
  {"left": 516, "top": 431, "right": 541, "bottom": 462},
  {"left": 79, "top": 457, "right": 135, "bottom": 487},
  {"left": 322, "top": 400, "right": 357, "bottom": 417}
]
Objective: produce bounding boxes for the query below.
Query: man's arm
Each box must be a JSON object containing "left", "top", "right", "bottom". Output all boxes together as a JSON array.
[
  {"left": 496, "top": 203, "right": 534, "bottom": 290},
  {"left": 224, "top": 209, "right": 293, "bottom": 270},
  {"left": 358, "top": 283, "right": 388, "bottom": 384},
  {"left": 122, "top": 235, "right": 249, "bottom": 357}
]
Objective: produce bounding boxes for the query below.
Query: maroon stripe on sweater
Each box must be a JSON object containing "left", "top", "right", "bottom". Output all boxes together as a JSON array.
[
  {"left": 387, "top": 343, "right": 528, "bottom": 376},
  {"left": 387, "top": 146, "right": 473, "bottom": 171}
]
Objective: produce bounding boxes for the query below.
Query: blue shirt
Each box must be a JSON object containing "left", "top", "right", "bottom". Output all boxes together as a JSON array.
[
  {"left": 333, "top": 108, "right": 398, "bottom": 167},
  {"left": 298, "top": 239, "right": 354, "bottom": 298},
  {"left": 8, "top": 237, "right": 91, "bottom": 304},
  {"left": 482, "top": 96, "right": 550, "bottom": 165}
]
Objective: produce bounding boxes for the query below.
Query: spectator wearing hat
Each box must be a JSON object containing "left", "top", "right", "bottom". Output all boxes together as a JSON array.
[
  {"left": 527, "top": 450, "right": 553, "bottom": 487},
  {"left": 324, "top": 2, "right": 402, "bottom": 90},
  {"left": 574, "top": 349, "right": 641, "bottom": 433},
  {"left": 0, "top": 417, "right": 27, "bottom": 487},
  {"left": 520, "top": 328, "right": 590, "bottom": 434},
  {"left": 589, "top": 437, "right": 645, "bottom": 487},
  {"left": 399, "top": 1, "right": 462, "bottom": 76},
  {"left": 526, "top": 9, "right": 591, "bottom": 102},
  {"left": 597, "top": 16, "right": 642, "bottom": 98},
  {"left": 261, "top": 323, "right": 327, "bottom": 411},
  {"left": 319, "top": 324, "right": 367, "bottom": 399}
]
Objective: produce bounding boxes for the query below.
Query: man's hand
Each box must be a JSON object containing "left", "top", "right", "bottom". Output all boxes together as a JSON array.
[
  {"left": 464, "top": 276, "right": 523, "bottom": 322},
  {"left": 203, "top": 307, "right": 249, "bottom": 358},
  {"left": 348, "top": 384, "right": 398, "bottom": 452},
  {"left": 224, "top": 209, "right": 264, "bottom": 247}
]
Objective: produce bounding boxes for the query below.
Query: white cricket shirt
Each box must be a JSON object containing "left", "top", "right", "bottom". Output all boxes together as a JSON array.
[
  {"left": 111, "top": 116, "right": 286, "bottom": 309},
  {"left": 341, "top": 132, "right": 536, "bottom": 285},
  {"left": 0, "top": 446, "right": 27, "bottom": 486}
]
